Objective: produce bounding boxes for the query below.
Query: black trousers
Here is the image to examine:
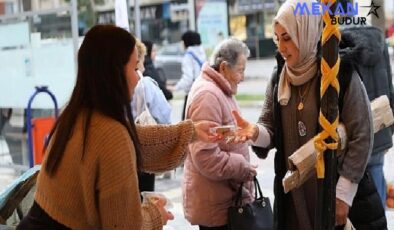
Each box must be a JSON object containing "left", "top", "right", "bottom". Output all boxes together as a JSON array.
[
  {"left": 199, "top": 225, "right": 228, "bottom": 230},
  {"left": 17, "top": 201, "right": 70, "bottom": 230},
  {"left": 138, "top": 172, "right": 155, "bottom": 192}
]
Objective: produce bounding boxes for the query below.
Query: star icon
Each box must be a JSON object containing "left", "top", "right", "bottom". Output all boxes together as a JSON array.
[{"left": 361, "top": 1, "right": 381, "bottom": 18}]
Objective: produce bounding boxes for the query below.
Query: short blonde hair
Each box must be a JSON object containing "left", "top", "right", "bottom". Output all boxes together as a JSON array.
[{"left": 135, "top": 39, "right": 147, "bottom": 60}]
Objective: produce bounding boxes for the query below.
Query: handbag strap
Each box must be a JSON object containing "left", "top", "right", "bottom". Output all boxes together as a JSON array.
[
  {"left": 234, "top": 181, "right": 244, "bottom": 206},
  {"left": 234, "top": 177, "right": 264, "bottom": 206},
  {"left": 135, "top": 73, "right": 156, "bottom": 123},
  {"left": 138, "top": 74, "right": 149, "bottom": 112},
  {"left": 186, "top": 50, "right": 204, "bottom": 68},
  {"left": 253, "top": 176, "right": 263, "bottom": 199}
]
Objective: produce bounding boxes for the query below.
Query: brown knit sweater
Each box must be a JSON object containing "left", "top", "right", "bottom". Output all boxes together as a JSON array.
[{"left": 34, "top": 112, "right": 194, "bottom": 230}]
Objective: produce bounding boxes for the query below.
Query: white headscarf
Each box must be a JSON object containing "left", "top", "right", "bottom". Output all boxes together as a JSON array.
[{"left": 274, "top": 0, "right": 323, "bottom": 106}]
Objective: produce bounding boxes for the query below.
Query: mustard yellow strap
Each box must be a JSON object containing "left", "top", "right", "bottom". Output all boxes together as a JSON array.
[{"left": 315, "top": 0, "right": 341, "bottom": 179}]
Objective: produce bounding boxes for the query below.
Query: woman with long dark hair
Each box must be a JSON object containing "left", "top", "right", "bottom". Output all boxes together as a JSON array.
[{"left": 17, "top": 25, "right": 219, "bottom": 230}]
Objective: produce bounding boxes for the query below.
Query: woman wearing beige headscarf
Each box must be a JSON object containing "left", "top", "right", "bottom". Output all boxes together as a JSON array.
[{"left": 232, "top": 0, "right": 373, "bottom": 229}]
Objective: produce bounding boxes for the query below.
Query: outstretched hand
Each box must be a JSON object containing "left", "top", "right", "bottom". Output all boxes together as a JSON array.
[
  {"left": 232, "top": 111, "right": 259, "bottom": 143},
  {"left": 151, "top": 197, "right": 174, "bottom": 225},
  {"left": 194, "top": 120, "right": 223, "bottom": 143}
]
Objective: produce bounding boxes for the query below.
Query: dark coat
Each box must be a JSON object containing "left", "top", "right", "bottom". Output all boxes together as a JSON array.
[
  {"left": 340, "top": 26, "right": 394, "bottom": 154},
  {"left": 143, "top": 57, "right": 173, "bottom": 100},
  {"left": 348, "top": 171, "right": 387, "bottom": 230}
]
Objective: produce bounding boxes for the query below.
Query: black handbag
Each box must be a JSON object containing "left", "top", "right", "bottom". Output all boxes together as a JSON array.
[{"left": 228, "top": 177, "right": 273, "bottom": 230}]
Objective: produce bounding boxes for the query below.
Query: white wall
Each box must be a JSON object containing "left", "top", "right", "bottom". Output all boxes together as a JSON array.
[{"left": 0, "top": 23, "right": 75, "bottom": 108}]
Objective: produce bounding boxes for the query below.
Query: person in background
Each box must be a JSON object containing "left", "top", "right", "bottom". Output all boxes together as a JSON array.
[
  {"left": 143, "top": 40, "right": 173, "bottom": 100},
  {"left": 340, "top": 26, "right": 394, "bottom": 208},
  {"left": 17, "top": 25, "right": 221, "bottom": 230},
  {"left": 170, "top": 31, "right": 206, "bottom": 119},
  {"left": 133, "top": 40, "right": 172, "bottom": 125},
  {"left": 0, "top": 108, "right": 13, "bottom": 165},
  {"left": 232, "top": 0, "right": 375, "bottom": 229},
  {"left": 182, "top": 38, "right": 256, "bottom": 230},
  {"left": 132, "top": 39, "right": 172, "bottom": 193},
  {"left": 0, "top": 109, "right": 11, "bottom": 134}
]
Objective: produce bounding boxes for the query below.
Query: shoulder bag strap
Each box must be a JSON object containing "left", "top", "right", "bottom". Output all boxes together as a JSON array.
[{"left": 186, "top": 51, "right": 204, "bottom": 68}]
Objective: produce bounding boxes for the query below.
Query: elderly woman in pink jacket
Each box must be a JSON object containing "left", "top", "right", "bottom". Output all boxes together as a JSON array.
[{"left": 182, "top": 38, "right": 257, "bottom": 230}]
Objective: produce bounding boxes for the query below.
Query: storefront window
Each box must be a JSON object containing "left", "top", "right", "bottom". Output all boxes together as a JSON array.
[
  {"left": 97, "top": 0, "right": 189, "bottom": 45},
  {"left": 229, "top": 0, "right": 279, "bottom": 58},
  {"left": 230, "top": 15, "right": 247, "bottom": 40}
]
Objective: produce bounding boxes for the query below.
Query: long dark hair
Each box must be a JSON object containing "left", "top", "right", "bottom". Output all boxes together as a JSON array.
[{"left": 45, "top": 25, "right": 141, "bottom": 175}]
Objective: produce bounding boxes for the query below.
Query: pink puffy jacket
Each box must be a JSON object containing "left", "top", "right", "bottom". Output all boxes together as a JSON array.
[{"left": 182, "top": 64, "right": 254, "bottom": 227}]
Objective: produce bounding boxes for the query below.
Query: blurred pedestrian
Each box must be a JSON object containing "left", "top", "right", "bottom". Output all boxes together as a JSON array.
[
  {"left": 133, "top": 40, "right": 172, "bottom": 125},
  {"left": 170, "top": 31, "right": 206, "bottom": 119},
  {"left": 340, "top": 26, "right": 394, "bottom": 208},
  {"left": 143, "top": 40, "right": 173, "bottom": 100},
  {"left": 0, "top": 109, "right": 11, "bottom": 135},
  {"left": 132, "top": 39, "right": 172, "bottom": 193}
]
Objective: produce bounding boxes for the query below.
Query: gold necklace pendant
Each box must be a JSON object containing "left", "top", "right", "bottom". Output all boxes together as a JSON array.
[
  {"left": 298, "top": 102, "right": 304, "bottom": 111},
  {"left": 297, "top": 81, "right": 311, "bottom": 111}
]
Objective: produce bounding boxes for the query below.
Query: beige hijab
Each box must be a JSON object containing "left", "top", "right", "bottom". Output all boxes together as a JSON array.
[{"left": 273, "top": 0, "right": 323, "bottom": 106}]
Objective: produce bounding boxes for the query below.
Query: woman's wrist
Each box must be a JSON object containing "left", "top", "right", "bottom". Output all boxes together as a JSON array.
[{"left": 251, "top": 124, "right": 259, "bottom": 142}]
